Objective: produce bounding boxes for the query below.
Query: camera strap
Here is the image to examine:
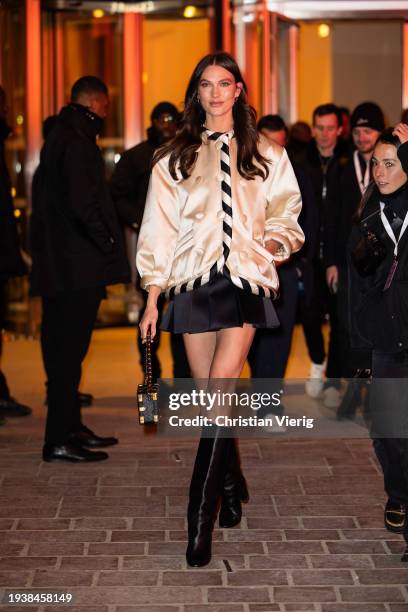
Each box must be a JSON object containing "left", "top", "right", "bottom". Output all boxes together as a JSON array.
[{"left": 380, "top": 202, "right": 408, "bottom": 290}]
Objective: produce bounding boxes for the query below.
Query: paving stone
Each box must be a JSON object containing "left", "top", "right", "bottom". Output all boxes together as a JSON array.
[
  {"left": 274, "top": 587, "right": 336, "bottom": 602},
  {"left": 16, "top": 519, "right": 71, "bottom": 530},
  {"left": 247, "top": 606, "right": 280, "bottom": 612},
  {"left": 371, "top": 554, "right": 405, "bottom": 568},
  {"left": 0, "top": 519, "right": 15, "bottom": 530},
  {"left": 225, "top": 530, "right": 282, "bottom": 542},
  {"left": 27, "top": 543, "right": 85, "bottom": 556},
  {"left": 97, "top": 570, "right": 159, "bottom": 586},
  {"left": 111, "top": 530, "right": 166, "bottom": 542},
  {"left": 116, "top": 607, "right": 180, "bottom": 612},
  {"left": 61, "top": 586, "right": 203, "bottom": 604},
  {"left": 184, "top": 607, "right": 246, "bottom": 612},
  {"left": 87, "top": 543, "right": 144, "bottom": 555},
  {"left": 31, "top": 570, "right": 94, "bottom": 586},
  {"left": 266, "top": 542, "right": 325, "bottom": 554},
  {"left": 246, "top": 518, "right": 300, "bottom": 529},
  {"left": 0, "top": 543, "right": 25, "bottom": 556},
  {"left": 0, "top": 530, "right": 107, "bottom": 543},
  {"left": 321, "top": 605, "right": 387, "bottom": 612},
  {"left": 73, "top": 517, "right": 129, "bottom": 530},
  {"left": 302, "top": 517, "right": 356, "bottom": 529},
  {"left": 291, "top": 569, "right": 354, "bottom": 585},
  {"left": 130, "top": 517, "right": 185, "bottom": 530},
  {"left": 249, "top": 555, "right": 308, "bottom": 569},
  {"left": 284, "top": 529, "right": 341, "bottom": 541},
  {"left": 168, "top": 529, "right": 223, "bottom": 541},
  {"left": 355, "top": 569, "right": 408, "bottom": 584},
  {"left": 207, "top": 587, "right": 270, "bottom": 603},
  {"left": 326, "top": 541, "right": 387, "bottom": 554},
  {"left": 162, "top": 570, "right": 222, "bottom": 586},
  {"left": 341, "top": 529, "right": 403, "bottom": 541},
  {"left": 309, "top": 554, "right": 373, "bottom": 568},
  {"left": 122, "top": 556, "right": 185, "bottom": 570},
  {"left": 0, "top": 571, "right": 31, "bottom": 586},
  {"left": 339, "top": 586, "right": 405, "bottom": 602},
  {"left": 60, "top": 556, "right": 119, "bottom": 570},
  {"left": 227, "top": 570, "right": 287, "bottom": 586},
  {"left": 0, "top": 557, "right": 57, "bottom": 570}
]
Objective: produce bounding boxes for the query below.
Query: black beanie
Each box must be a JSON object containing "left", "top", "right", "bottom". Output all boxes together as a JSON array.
[
  {"left": 150, "top": 102, "right": 178, "bottom": 122},
  {"left": 350, "top": 102, "right": 385, "bottom": 132}
]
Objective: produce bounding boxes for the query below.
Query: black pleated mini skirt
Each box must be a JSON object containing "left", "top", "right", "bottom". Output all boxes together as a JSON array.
[{"left": 161, "top": 273, "right": 279, "bottom": 334}]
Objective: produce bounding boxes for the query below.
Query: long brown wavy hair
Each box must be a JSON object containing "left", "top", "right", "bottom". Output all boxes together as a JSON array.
[{"left": 153, "top": 52, "right": 269, "bottom": 181}]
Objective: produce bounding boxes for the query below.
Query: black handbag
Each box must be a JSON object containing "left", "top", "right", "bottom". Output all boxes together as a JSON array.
[{"left": 137, "top": 330, "right": 159, "bottom": 424}]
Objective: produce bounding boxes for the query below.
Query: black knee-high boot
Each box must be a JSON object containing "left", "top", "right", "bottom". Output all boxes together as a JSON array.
[
  {"left": 186, "top": 429, "right": 234, "bottom": 567},
  {"left": 219, "top": 439, "right": 249, "bottom": 528}
]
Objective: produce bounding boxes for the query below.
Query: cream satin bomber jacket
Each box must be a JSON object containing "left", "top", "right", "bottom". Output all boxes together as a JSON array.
[{"left": 136, "top": 132, "right": 304, "bottom": 296}]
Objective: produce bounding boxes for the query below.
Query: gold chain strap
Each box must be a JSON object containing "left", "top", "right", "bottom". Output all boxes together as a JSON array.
[{"left": 145, "top": 329, "right": 153, "bottom": 392}]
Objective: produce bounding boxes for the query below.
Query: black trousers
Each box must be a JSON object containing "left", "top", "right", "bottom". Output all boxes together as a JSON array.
[
  {"left": 0, "top": 280, "right": 10, "bottom": 400},
  {"left": 298, "top": 259, "right": 343, "bottom": 383},
  {"left": 137, "top": 293, "right": 190, "bottom": 382},
  {"left": 371, "top": 349, "right": 408, "bottom": 505},
  {"left": 41, "top": 287, "right": 104, "bottom": 445},
  {"left": 248, "top": 266, "right": 298, "bottom": 379}
]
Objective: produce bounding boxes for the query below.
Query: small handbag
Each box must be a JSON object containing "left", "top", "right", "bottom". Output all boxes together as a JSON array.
[{"left": 137, "top": 330, "right": 159, "bottom": 424}]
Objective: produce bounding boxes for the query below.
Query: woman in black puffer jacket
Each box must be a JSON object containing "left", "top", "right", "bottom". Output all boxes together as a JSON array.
[{"left": 348, "top": 124, "right": 408, "bottom": 561}]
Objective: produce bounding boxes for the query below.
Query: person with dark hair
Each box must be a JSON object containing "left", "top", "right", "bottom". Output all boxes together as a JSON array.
[
  {"left": 257, "top": 114, "right": 288, "bottom": 147},
  {"left": 249, "top": 115, "right": 319, "bottom": 387},
  {"left": 287, "top": 121, "right": 312, "bottom": 160},
  {"left": 0, "top": 86, "right": 31, "bottom": 423},
  {"left": 325, "top": 102, "right": 385, "bottom": 419},
  {"left": 111, "top": 101, "right": 190, "bottom": 381},
  {"left": 401, "top": 109, "right": 408, "bottom": 124},
  {"left": 0, "top": 85, "right": 31, "bottom": 424},
  {"left": 31, "top": 76, "right": 130, "bottom": 463},
  {"left": 348, "top": 124, "right": 408, "bottom": 561},
  {"left": 137, "top": 52, "right": 304, "bottom": 567},
  {"left": 295, "top": 103, "right": 348, "bottom": 407}
]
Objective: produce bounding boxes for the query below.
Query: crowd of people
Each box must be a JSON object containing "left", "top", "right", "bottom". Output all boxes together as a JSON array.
[{"left": 1, "top": 52, "right": 408, "bottom": 564}]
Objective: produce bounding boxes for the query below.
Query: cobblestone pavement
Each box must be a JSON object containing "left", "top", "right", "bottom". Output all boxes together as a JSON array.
[{"left": 0, "top": 332, "right": 407, "bottom": 611}]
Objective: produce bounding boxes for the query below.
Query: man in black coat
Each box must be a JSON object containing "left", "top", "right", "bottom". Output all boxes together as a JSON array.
[
  {"left": 294, "top": 104, "right": 348, "bottom": 408},
  {"left": 111, "top": 102, "right": 190, "bottom": 381},
  {"left": 31, "top": 76, "right": 130, "bottom": 462},
  {"left": 0, "top": 85, "right": 31, "bottom": 424},
  {"left": 248, "top": 115, "right": 319, "bottom": 387}
]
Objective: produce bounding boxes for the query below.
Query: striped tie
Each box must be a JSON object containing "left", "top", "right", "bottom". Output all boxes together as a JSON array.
[{"left": 167, "top": 130, "right": 271, "bottom": 299}]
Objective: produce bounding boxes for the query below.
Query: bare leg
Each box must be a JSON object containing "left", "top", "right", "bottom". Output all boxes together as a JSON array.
[{"left": 183, "top": 331, "right": 216, "bottom": 379}]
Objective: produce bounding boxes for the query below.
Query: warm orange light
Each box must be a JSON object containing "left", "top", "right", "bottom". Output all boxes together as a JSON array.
[
  {"left": 16, "top": 114, "right": 24, "bottom": 125},
  {"left": 318, "top": 24, "right": 330, "bottom": 38},
  {"left": 142, "top": 71, "right": 148, "bottom": 84},
  {"left": 93, "top": 9, "right": 105, "bottom": 18},
  {"left": 11, "top": 187, "right": 17, "bottom": 198},
  {"left": 183, "top": 5, "right": 197, "bottom": 18},
  {"left": 14, "top": 208, "right": 21, "bottom": 218}
]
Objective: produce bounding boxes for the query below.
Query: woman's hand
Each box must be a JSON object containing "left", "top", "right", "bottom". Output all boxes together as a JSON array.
[
  {"left": 393, "top": 123, "right": 408, "bottom": 144},
  {"left": 265, "top": 239, "right": 285, "bottom": 267},
  {"left": 139, "top": 286, "right": 161, "bottom": 342}
]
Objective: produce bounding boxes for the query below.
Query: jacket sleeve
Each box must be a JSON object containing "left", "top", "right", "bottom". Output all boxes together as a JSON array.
[
  {"left": 63, "top": 139, "right": 115, "bottom": 254},
  {"left": 136, "top": 157, "right": 180, "bottom": 291},
  {"left": 264, "top": 148, "right": 304, "bottom": 262},
  {"left": 110, "top": 150, "right": 146, "bottom": 229}
]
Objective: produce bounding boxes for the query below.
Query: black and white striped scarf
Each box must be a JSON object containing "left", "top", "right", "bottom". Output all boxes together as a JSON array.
[{"left": 168, "top": 130, "right": 271, "bottom": 298}]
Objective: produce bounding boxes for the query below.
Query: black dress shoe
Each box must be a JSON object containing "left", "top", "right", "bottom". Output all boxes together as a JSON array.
[
  {"left": 42, "top": 443, "right": 108, "bottom": 463},
  {"left": 78, "top": 392, "right": 94, "bottom": 407},
  {"left": 384, "top": 499, "right": 407, "bottom": 533},
  {"left": 0, "top": 397, "right": 32, "bottom": 417},
  {"left": 70, "top": 425, "right": 118, "bottom": 448}
]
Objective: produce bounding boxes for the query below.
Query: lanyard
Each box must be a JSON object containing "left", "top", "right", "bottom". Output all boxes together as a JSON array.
[
  {"left": 353, "top": 150, "right": 370, "bottom": 195},
  {"left": 380, "top": 202, "right": 408, "bottom": 257}
]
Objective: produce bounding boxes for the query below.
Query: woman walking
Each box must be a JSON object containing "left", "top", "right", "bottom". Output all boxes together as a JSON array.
[
  {"left": 137, "top": 52, "right": 304, "bottom": 567},
  {"left": 348, "top": 124, "right": 408, "bottom": 561}
]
